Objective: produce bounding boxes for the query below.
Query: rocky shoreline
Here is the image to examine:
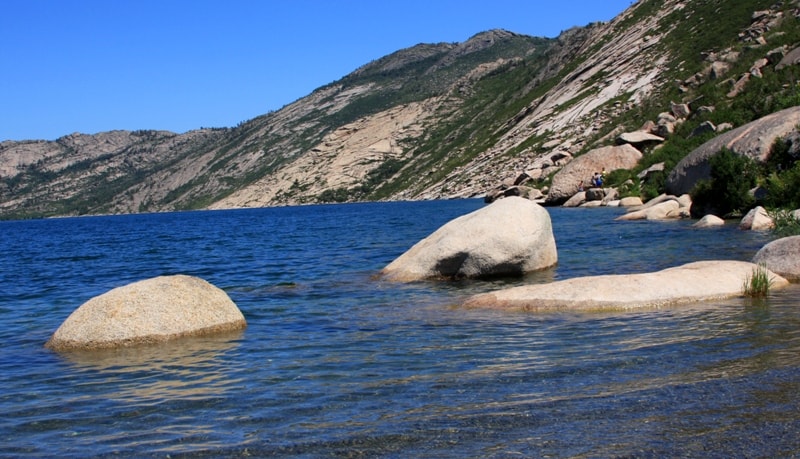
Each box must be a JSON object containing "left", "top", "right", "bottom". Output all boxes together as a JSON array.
[{"left": 381, "top": 196, "right": 799, "bottom": 313}]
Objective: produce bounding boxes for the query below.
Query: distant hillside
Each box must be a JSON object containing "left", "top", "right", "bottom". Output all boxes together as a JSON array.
[{"left": 1, "top": 0, "right": 797, "bottom": 219}]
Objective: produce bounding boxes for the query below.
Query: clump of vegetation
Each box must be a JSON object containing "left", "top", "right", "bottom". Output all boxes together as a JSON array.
[
  {"left": 743, "top": 263, "right": 773, "bottom": 298},
  {"left": 769, "top": 209, "right": 800, "bottom": 237},
  {"left": 640, "top": 170, "right": 667, "bottom": 202},
  {"left": 317, "top": 187, "right": 350, "bottom": 203},
  {"left": 761, "top": 137, "right": 800, "bottom": 210},
  {"left": 691, "top": 149, "right": 757, "bottom": 217}
]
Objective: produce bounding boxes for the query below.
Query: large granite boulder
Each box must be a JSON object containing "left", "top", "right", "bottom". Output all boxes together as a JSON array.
[
  {"left": 381, "top": 197, "right": 557, "bottom": 281},
  {"left": 46, "top": 275, "right": 247, "bottom": 351},
  {"left": 463, "top": 261, "right": 789, "bottom": 312},
  {"left": 666, "top": 106, "right": 800, "bottom": 195},
  {"left": 546, "top": 144, "right": 643, "bottom": 205},
  {"left": 753, "top": 236, "right": 800, "bottom": 281}
]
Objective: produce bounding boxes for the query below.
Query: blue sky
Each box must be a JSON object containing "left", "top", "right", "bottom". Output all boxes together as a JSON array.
[{"left": 1, "top": 0, "right": 634, "bottom": 141}]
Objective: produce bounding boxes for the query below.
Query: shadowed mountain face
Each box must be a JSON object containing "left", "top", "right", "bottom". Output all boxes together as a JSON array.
[{"left": 0, "top": 0, "right": 792, "bottom": 219}]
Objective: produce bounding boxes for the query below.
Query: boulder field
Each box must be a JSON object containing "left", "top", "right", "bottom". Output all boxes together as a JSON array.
[
  {"left": 381, "top": 197, "right": 557, "bottom": 281},
  {"left": 462, "top": 261, "right": 789, "bottom": 312},
  {"left": 45, "top": 275, "right": 247, "bottom": 351}
]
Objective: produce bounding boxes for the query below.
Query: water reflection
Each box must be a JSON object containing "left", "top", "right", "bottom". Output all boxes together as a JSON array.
[{"left": 57, "top": 331, "right": 245, "bottom": 403}]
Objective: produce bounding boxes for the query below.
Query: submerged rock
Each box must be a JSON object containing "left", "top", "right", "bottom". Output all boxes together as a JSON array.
[
  {"left": 381, "top": 197, "right": 557, "bottom": 281},
  {"left": 694, "top": 214, "right": 726, "bottom": 228},
  {"left": 462, "top": 261, "right": 788, "bottom": 312},
  {"left": 46, "top": 275, "right": 247, "bottom": 351}
]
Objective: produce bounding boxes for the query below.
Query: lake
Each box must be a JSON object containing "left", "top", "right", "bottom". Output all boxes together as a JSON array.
[{"left": 1, "top": 199, "right": 799, "bottom": 457}]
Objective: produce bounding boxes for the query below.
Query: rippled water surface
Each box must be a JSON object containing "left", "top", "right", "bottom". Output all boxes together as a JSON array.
[{"left": 1, "top": 200, "right": 799, "bottom": 457}]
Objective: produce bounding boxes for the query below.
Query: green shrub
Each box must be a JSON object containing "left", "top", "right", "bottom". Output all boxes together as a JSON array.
[
  {"left": 769, "top": 209, "right": 800, "bottom": 237},
  {"left": 604, "top": 168, "right": 632, "bottom": 186},
  {"left": 317, "top": 187, "right": 350, "bottom": 203},
  {"left": 691, "top": 149, "right": 757, "bottom": 217},
  {"left": 762, "top": 161, "right": 800, "bottom": 210},
  {"left": 605, "top": 169, "right": 641, "bottom": 198},
  {"left": 618, "top": 180, "right": 641, "bottom": 199},
  {"left": 641, "top": 170, "right": 666, "bottom": 202},
  {"left": 765, "top": 137, "right": 798, "bottom": 173}
]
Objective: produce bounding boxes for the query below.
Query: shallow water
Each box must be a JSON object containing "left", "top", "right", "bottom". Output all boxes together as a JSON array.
[{"left": 0, "top": 200, "right": 797, "bottom": 457}]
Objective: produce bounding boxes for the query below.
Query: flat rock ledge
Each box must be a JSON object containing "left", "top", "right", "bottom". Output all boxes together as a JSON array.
[
  {"left": 462, "top": 261, "right": 789, "bottom": 313},
  {"left": 45, "top": 275, "right": 247, "bottom": 351}
]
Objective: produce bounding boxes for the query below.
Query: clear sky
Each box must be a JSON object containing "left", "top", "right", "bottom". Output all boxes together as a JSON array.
[{"left": 1, "top": 0, "right": 635, "bottom": 141}]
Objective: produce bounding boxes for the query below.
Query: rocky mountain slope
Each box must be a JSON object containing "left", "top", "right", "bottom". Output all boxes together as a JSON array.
[{"left": 0, "top": 0, "right": 796, "bottom": 219}]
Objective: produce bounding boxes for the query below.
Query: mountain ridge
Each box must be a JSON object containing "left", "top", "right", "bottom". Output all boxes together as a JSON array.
[{"left": 1, "top": 0, "right": 796, "bottom": 219}]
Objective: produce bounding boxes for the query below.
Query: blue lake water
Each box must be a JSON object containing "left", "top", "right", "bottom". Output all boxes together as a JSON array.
[{"left": 1, "top": 199, "right": 799, "bottom": 457}]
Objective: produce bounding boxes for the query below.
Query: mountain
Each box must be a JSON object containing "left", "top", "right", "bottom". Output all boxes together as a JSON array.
[{"left": 1, "top": 0, "right": 796, "bottom": 219}]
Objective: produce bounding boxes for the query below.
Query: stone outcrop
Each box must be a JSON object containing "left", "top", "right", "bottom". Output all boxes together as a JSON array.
[
  {"left": 666, "top": 106, "right": 800, "bottom": 196},
  {"left": 753, "top": 236, "right": 800, "bottom": 281},
  {"left": 616, "top": 131, "right": 665, "bottom": 147},
  {"left": 653, "top": 112, "right": 677, "bottom": 138},
  {"left": 462, "top": 261, "right": 789, "bottom": 312},
  {"left": 381, "top": 197, "right": 557, "bottom": 281},
  {"left": 739, "top": 206, "right": 774, "bottom": 230},
  {"left": 546, "top": 144, "right": 643, "bottom": 204},
  {"left": 45, "top": 275, "right": 247, "bottom": 351},
  {"left": 637, "top": 162, "right": 665, "bottom": 180},
  {"left": 776, "top": 46, "right": 800, "bottom": 70},
  {"left": 690, "top": 121, "right": 717, "bottom": 137}
]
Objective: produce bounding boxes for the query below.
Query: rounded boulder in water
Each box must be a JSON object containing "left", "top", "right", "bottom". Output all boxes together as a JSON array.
[
  {"left": 45, "top": 275, "right": 247, "bottom": 351},
  {"left": 381, "top": 197, "right": 557, "bottom": 281}
]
